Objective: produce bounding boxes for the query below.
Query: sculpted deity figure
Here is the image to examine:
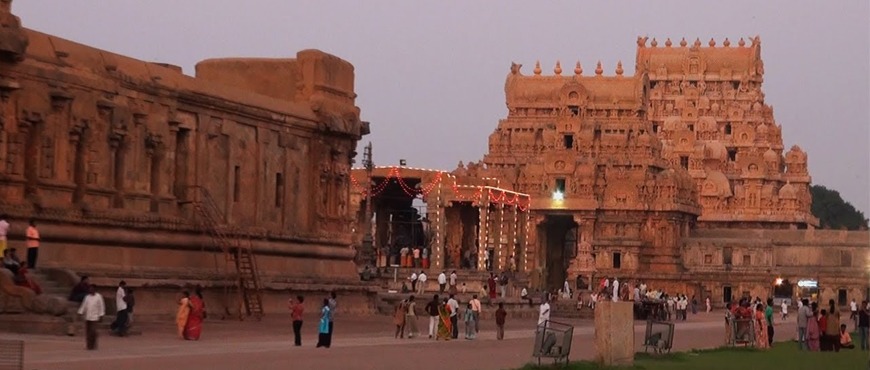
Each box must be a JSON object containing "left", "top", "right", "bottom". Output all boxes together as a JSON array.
[{"left": 510, "top": 62, "right": 522, "bottom": 75}]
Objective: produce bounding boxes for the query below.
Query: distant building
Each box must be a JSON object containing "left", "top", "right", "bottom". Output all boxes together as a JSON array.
[
  {"left": 354, "top": 36, "right": 867, "bottom": 306},
  {"left": 0, "top": 2, "right": 368, "bottom": 316}
]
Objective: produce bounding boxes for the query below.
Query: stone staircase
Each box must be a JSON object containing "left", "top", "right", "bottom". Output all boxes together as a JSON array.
[
  {"left": 373, "top": 268, "right": 530, "bottom": 297},
  {"left": 1, "top": 269, "right": 141, "bottom": 336},
  {"left": 375, "top": 292, "right": 541, "bottom": 320},
  {"left": 0, "top": 269, "right": 78, "bottom": 335},
  {"left": 550, "top": 298, "right": 594, "bottom": 319}
]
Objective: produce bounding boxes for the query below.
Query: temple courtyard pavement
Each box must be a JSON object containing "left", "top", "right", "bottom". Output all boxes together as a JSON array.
[{"left": 9, "top": 312, "right": 799, "bottom": 370}]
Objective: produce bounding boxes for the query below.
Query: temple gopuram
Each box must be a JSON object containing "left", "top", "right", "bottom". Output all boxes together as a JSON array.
[
  {"left": 474, "top": 36, "right": 867, "bottom": 304},
  {"left": 0, "top": 1, "right": 371, "bottom": 320}
]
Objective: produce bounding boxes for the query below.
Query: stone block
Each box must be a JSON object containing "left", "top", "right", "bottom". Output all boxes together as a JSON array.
[{"left": 594, "top": 301, "right": 634, "bottom": 366}]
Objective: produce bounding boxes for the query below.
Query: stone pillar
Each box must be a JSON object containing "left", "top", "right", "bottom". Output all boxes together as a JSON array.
[
  {"left": 69, "top": 119, "right": 88, "bottom": 204},
  {"left": 510, "top": 205, "right": 519, "bottom": 271},
  {"left": 594, "top": 301, "right": 634, "bottom": 366},
  {"left": 495, "top": 203, "right": 506, "bottom": 271},
  {"left": 477, "top": 195, "right": 489, "bottom": 271},
  {"left": 521, "top": 210, "right": 532, "bottom": 273},
  {"left": 429, "top": 182, "right": 447, "bottom": 270}
]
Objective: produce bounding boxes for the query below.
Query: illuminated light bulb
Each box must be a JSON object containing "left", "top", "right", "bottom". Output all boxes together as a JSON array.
[{"left": 552, "top": 191, "right": 564, "bottom": 201}]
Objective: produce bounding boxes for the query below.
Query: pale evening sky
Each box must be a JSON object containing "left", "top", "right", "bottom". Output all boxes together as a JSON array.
[{"left": 15, "top": 0, "right": 870, "bottom": 213}]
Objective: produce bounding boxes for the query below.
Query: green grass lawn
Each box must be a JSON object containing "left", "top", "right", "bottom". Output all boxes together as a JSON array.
[{"left": 520, "top": 342, "right": 868, "bottom": 370}]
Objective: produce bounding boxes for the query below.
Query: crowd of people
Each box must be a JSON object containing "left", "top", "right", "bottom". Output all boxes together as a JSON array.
[
  {"left": 71, "top": 278, "right": 137, "bottom": 350},
  {"left": 793, "top": 298, "right": 868, "bottom": 352},
  {"left": 724, "top": 298, "right": 775, "bottom": 349},
  {"left": 392, "top": 293, "right": 512, "bottom": 341},
  {"left": 1, "top": 217, "right": 43, "bottom": 295}
]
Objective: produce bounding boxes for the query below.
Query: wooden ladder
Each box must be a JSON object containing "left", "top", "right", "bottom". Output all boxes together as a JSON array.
[
  {"left": 232, "top": 238, "right": 264, "bottom": 319},
  {"left": 188, "top": 186, "right": 264, "bottom": 320}
]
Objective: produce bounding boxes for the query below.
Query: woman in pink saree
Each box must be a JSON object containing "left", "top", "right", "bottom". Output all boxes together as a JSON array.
[
  {"left": 184, "top": 289, "right": 206, "bottom": 340},
  {"left": 806, "top": 304, "right": 821, "bottom": 351}
]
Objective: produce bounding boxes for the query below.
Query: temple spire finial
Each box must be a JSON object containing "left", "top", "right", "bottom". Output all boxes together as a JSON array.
[
  {"left": 615, "top": 61, "right": 624, "bottom": 76},
  {"left": 595, "top": 60, "right": 603, "bottom": 76},
  {"left": 574, "top": 61, "right": 582, "bottom": 75},
  {"left": 679, "top": 37, "right": 687, "bottom": 47},
  {"left": 708, "top": 38, "right": 716, "bottom": 47},
  {"left": 723, "top": 38, "right": 731, "bottom": 47},
  {"left": 693, "top": 38, "right": 702, "bottom": 48},
  {"left": 738, "top": 37, "right": 746, "bottom": 47},
  {"left": 650, "top": 38, "right": 658, "bottom": 47},
  {"left": 751, "top": 35, "right": 761, "bottom": 46},
  {"left": 554, "top": 60, "right": 562, "bottom": 75},
  {"left": 533, "top": 60, "right": 542, "bottom": 75},
  {"left": 665, "top": 38, "right": 672, "bottom": 47}
]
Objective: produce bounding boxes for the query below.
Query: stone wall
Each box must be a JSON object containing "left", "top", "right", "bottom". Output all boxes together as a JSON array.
[{"left": 680, "top": 229, "right": 869, "bottom": 306}]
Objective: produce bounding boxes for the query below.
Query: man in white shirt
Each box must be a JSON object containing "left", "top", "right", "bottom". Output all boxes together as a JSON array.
[
  {"left": 78, "top": 284, "right": 105, "bottom": 350},
  {"left": 563, "top": 279, "right": 571, "bottom": 299},
  {"left": 409, "top": 272, "right": 418, "bottom": 293},
  {"left": 111, "top": 281, "right": 129, "bottom": 336},
  {"left": 611, "top": 278, "right": 620, "bottom": 302},
  {"left": 417, "top": 271, "right": 427, "bottom": 295},
  {"left": 781, "top": 300, "right": 789, "bottom": 321},
  {"left": 447, "top": 294, "right": 459, "bottom": 339},
  {"left": 851, "top": 299, "right": 859, "bottom": 327},
  {"left": 449, "top": 270, "right": 458, "bottom": 294},
  {"left": 521, "top": 287, "right": 533, "bottom": 307},
  {"left": 437, "top": 271, "right": 447, "bottom": 294},
  {"left": 0, "top": 214, "right": 9, "bottom": 256},
  {"left": 470, "top": 294, "right": 482, "bottom": 333},
  {"left": 538, "top": 297, "right": 551, "bottom": 329}
]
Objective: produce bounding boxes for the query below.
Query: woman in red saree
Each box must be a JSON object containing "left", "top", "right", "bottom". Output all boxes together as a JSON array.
[
  {"left": 487, "top": 274, "right": 497, "bottom": 300},
  {"left": 184, "top": 290, "right": 205, "bottom": 340},
  {"left": 14, "top": 266, "right": 42, "bottom": 295},
  {"left": 436, "top": 298, "right": 452, "bottom": 340}
]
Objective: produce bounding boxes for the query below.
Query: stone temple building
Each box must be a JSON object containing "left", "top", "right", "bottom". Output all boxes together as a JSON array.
[
  {"left": 471, "top": 36, "right": 867, "bottom": 305},
  {"left": 0, "top": 2, "right": 371, "bottom": 318}
]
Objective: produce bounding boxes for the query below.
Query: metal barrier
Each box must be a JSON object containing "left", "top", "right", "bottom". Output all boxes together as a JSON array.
[
  {"left": 729, "top": 318, "right": 757, "bottom": 347},
  {"left": 532, "top": 320, "right": 574, "bottom": 366},
  {"left": 0, "top": 339, "right": 23, "bottom": 370},
  {"left": 643, "top": 320, "right": 675, "bottom": 353}
]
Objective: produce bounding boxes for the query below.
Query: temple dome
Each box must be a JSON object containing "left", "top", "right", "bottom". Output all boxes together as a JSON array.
[
  {"left": 786, "top": 145, "right": 807, "bottom": 163},
  {"left": 702, "top": 170, "right": 732, "bottom": 197},
  {"left": 778, "top": 182, "right": 797, "bottom": 199},
  {"left": 763, "top": 148, "right": 778, "bottom": 162},
  {"left": 704, "top": 141, "right": 728, "bottom": 161}
]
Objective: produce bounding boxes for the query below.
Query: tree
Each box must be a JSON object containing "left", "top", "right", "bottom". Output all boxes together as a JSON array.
[{"left": 810, "top": 185, "right": 868, "bottom": 230}]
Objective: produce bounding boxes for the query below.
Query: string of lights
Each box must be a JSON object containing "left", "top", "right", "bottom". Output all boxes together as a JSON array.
[{"left": 349, "top": 166, "right": 531, "bottom": 208}]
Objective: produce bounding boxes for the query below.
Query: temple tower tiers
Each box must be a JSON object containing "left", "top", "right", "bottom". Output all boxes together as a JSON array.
[
  {"left": 481, "top": 36, "right": 816, "bottom": 230},
  {"left": 636, "top": 36, "right": 815, "bottom": 229}
]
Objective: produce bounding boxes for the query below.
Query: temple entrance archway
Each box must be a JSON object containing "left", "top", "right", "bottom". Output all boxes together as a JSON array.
[{"left": 541, "top": 214, "right": 578, "bottom": 291}]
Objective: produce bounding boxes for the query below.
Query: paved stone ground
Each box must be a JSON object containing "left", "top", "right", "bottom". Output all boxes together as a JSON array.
[{"left": 9, "top": 311, "right": 797, "bottom": 370}]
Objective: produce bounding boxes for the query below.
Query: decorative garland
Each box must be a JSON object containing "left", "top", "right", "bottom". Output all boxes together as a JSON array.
[{"left": 350, "top": 166, "right": 531, "bottom": 210}]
